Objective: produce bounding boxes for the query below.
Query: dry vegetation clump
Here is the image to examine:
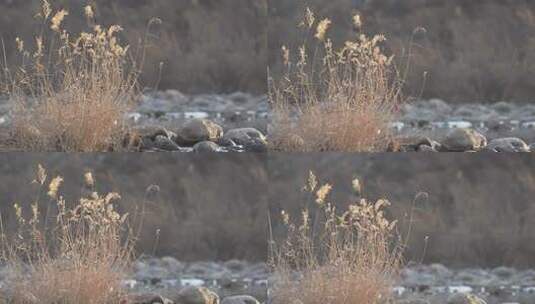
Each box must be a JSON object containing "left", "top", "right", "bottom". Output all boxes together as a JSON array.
[
  {"left": 1, "top": 1, "right": 142, "bottom": 151},
  {"left": 269, "top": 0, "right": 535, "bottom": 103},
  {"left": 0, "top": 0, "right": 267, "bottom": 94},
  {"left": 269, "top": 171, "right": 403, "bottom": 304},
  {"left": 269, "top": 8, "right": 402, "bottom": 152},
  {"left": 0, "top": 165, "right": 135, "bottom": 304}
]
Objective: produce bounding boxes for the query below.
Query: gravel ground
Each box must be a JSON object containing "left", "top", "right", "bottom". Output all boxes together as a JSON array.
[
  {"left": 0, "top": 258, "right": 268, "bottom": 303},
  {"left": 268, "top": 264, "right": 535, "bottom": 304}
]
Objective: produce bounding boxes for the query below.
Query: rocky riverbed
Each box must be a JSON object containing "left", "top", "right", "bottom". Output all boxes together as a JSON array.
[
  {"left": 395, "top": 99, "right": 535, "bottom": 152},
  {"left": 394, "top": 263, "right": 535, "bottom": 304},
  {"left": 0, "top": 257, "right": 268, "bottom": 304},
  {"left": 269, "top": 264, "right": 535, "bottom": 304},
  {"left": 4, "top": 93, "right": 535, "bottom": 152},
  {"left": 0, "top": 91, "right": 270, "bottom": 152}
]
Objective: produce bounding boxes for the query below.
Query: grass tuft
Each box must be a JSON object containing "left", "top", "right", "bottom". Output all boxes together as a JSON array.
[
  {"left": 0, "top": 165, "right": 135, "bottom": 304},
  {"left": 1, "top": 1, "right": 141, "bottom": 151},
  {"left": 269, "top": 171, "right": 403, "bottom": 304},
  {"left": 269, "top": 8, "right": 403, "bottom": 152}
]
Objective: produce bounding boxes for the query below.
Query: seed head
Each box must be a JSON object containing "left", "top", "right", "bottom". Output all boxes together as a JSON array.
[
  {"left": 353, "top": 14, "right": 362, "bottom": 30},
  {"left": 352, "top": 178, "right": 361, "bottom": 196},
  {"left": 50, "top": 9, "right": 69, "bottom": 32},
  {"left": 47, "top": 176, "right": 64, "bottom": 199},
  {"left": 41, "top": 0, "right": 52, "bottom": 20},
  {"left": 15, "top": 37, "right": 24, "bottom": 52},
  {"left": 84, "top": 172, "right": 94, "bottom": 188},
  {"left": 315, "top": 18, "right": 331, "bottom": 41},
  {"left": 84, "top": 5, "right": 94, "bottom": 19},
  {"left": 302, "top": 7, "right": 315, "bottom": 29},
  {"left": 315, "top": 183, "right": 332, "bottom": 205}
]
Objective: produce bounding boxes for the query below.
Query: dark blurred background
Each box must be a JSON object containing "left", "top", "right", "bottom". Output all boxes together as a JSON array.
[
  {"left": 269, "top": 0, "right": 535, "bottom": 103},
  {"left": 0, "top": 0, "right": 267, "bottom": 94},
  {"left": 269, "top": 154, "right": 535, "bottom": 268},
  {"left": 0, "top": 154, "right": 267, "bottom": 262}
]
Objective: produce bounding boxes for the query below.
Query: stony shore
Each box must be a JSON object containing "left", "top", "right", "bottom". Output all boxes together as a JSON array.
[
  {"left": 0, "top": 91, "right": 269, "bottom": 152},
  {"left": 395, "top": 263, "right": 535, "bottom": 304},
  {"left": 269, "top": 264, "right": 535, "bottom": 304},
  {"left": 0, "top": 257, "right": 268, "bottom": 304},
  {"left": 395, "top": 99, "right": 535, "bottom": 152},
  {"left": 3, "top": 259, "right": 534, "bottom": 303},
  {"left": 3, "top": 93, "right": 535, "bottom": 152}
]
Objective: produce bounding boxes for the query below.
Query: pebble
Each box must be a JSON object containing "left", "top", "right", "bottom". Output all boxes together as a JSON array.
[
  {"left": 170, "top": 286, "right": 219, "bottom": 304},
  {"left": 153, "top": 135, "right": 181, "bottom": 151},
  {"left": 176, "top": 118, "right": 224, "bottom": 146},
  {"left": 442, "top": 128, "right": 487, "bottom": 152},
  {"left": 222, "top": 128, "right": 268, "bottom": 152},
  {"left": 193, "top": 141, "right": 224, "bottom": 152},
  {"left": 486, "top": 137, "right": 530, "bottom": 152}
]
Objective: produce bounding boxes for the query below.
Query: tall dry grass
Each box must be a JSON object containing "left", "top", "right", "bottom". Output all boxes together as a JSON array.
[
  {"left": 0, "top": 165, "right": 135, "bottom": 304},
  {"left": 269, "top": 0, "right": 535, "bottom": 103},
  {"left": 269, "top": 8, "right": 402, "bottom": 152},
  {"left": 0, "top": 0, "right": 267, "bottom": 94},
  {"left": 1, "top": 1, "right": 144, "bottom": 151},
  {"left": 269, "top": 171, "right": 403, "bottom": 304}
]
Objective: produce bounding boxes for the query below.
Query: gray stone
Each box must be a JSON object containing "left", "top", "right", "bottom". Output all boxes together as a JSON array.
[
  {"left": 186, "top": 262, "right": 226, "bottom": 277},
  {"left": 453, "top": 104, "right": 497, "bottom": 120},
  {"left": 486, "top": 137, "right": 530, "bottom": 152},
  {"left": 222, "top": 128, "right": 267, "bottom": 152},
  {"left": 417, "top": 144, "right": 438, "bottom": 152},
  {"left": 491, "top": 101, "right": 515, "bottom": 114},
  {"left": 150, "top": 128, "right": 178, "bottom": 142},
  {"left": 154, "top": 135, "right": 181, "bottom": 151},
  {"left": 453, "top": 269, "right": 495, "bottom": 286},
  {"left": 427, "top": 98, "right": 453, "bottom": 115},
  {"left": 486, "top": 120, "right": 514, "bottom": 132},
  {"left": 442, "top": 128, "right": 486, "bottom": 151},
  {"left": 224, "top": 260, "right": 247, "bottom": 272},
  {"left": 177, "top": 119, "right": 223, "bottom": 146},
  {"left": 410, "top": 136, "right": 441, "bottom": 152},
  {"left": 491, "top": 266, "right": 516, "bottom": 279},
  {"left": 160, "top": 256, "right": 185, "bottom": 273},
  {"left": 193, "top": 141, "right": 223, "bottom": 152},
  {"left": 221, "top": 295, "right": 259, "bottom": 304},
  {"left": 170, "top": 287, "right": 219, "bottom": 304},
  {"left": 164, "top": 89, "right": 189, "bottom": 103},
  {"left": 228, "top": 92, "right": 253, "bottom": 105},
  {"left": 217, "top": 137, "right": 238, "bottom": 147},
  {"left": 428, "top": 263, "right": 453, "bottom": 280}
]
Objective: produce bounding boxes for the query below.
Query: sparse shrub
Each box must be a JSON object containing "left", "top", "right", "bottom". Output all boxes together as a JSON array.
[
  {"left": 0, "top": 165, "right": 135, "bottom": 304},
  {"left": 269, "top": 8, "right": 402, "bottom": 152},
  {"left": 1, "top": 1, "right": 142, "bottom": 151},
  {"left": 269, "top": 171, "right": 403, "bottom": 304}
]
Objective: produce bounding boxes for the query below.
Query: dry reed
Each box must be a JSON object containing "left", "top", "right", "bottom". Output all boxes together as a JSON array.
[
  {"left": 1, "top": 1, "right": 142, "bottom": 151},
  {"left": 0, "top": 165, "right": 135, "bottom": 304},
  {"left": 269, "top": 8, "right": 403, "bottom": 152},
  {"left": 269, "top": 171, "right": 403, "bottom": 304}
]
